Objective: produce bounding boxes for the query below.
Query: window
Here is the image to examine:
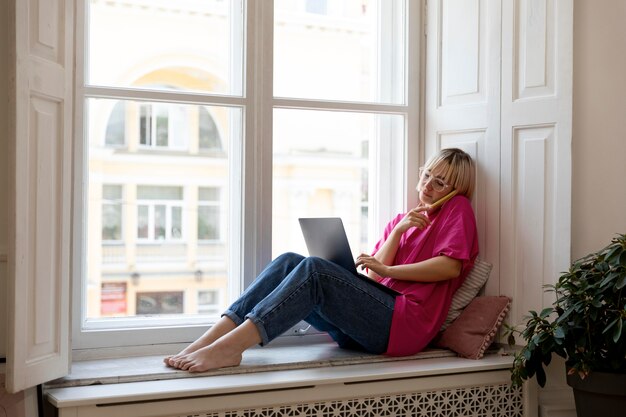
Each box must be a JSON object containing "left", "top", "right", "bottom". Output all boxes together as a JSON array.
[
  {"left": 136, "top": 292, "right": 184, "bottom": 315},
  {"left": 105, "top": 102, "right": 126, "bottom": 146},
  {"left": 102, "top": 185, "right": 123, "bottom": 241},
  {"left": 136, "top": 186, "right": 184, "bottom": 241},
  {"left": 198, "top": 187, "right": 222, "bottom": 241},
  {"left": 199, "top": 108, "right": 223, "bottom": 152},
  {"left": 197, "top": 290, "right": 221, "bottom": 315},
  {"left": 76, "top": 0, "right": 416, "bottom": 349},
  {"left": 305, "top": 0, "right": 328, "bottom": 15},
  {"left": 139, "top": 102, "right": 190, "bottom": 150}
]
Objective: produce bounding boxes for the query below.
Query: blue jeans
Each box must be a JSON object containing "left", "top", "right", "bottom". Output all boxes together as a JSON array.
[{"left": 223, "top": 252, "right": 396, "bottom": 354}]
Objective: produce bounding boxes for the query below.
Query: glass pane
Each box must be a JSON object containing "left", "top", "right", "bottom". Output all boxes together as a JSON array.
[
  {"left": 198, "top": 290, "right": 219, "bottom": 305},
  {"left": 103, "top": 184, "right": 122, "bottom": 200},
  {"left": 136, "top": 292, "right": 183, "bottom": 315},
  {"left": 140, "top": 105, "right": 151, "bottom": 146},
  {"left": 272, "top": 108, "right": 404, "bottom": 259},
  {"left": 171, "top": 206, "right": 183, "bottom": 239},
  {"left": 154, "top": 205, "right": 166, "bottom": 240},
  {"left": 105, "top": 103, "right": 126, "bottom": 146},
  {"left": 199, "top": 108, "right": 222, "bottom": 151},
  {"left": 86, "top": 98, "right": 239, "bottom": 321},
  {"left": 102, "top": 204, "right": 122, "bottom": 241},
  {"left": 197, "top": 290, "right": 220, "bottom": 314},
  {"left": 155, "top": 107, "right": 169, "bottom": 147},
  {"left": 137, "top": 186, "right": 183, "bottom": 201},
  {"left": 274, "top": 0, "right": 406, "bottom": 103},
  {"left": 101, "top": 283, "right": 127, "bottom": 316},
  {"left": 137, "top": 205, "right": 149, "bottom": 239},
  {"left": 198, "top": 206, "right": 220, "bottom": 240},
  {"left": 88, "top": 0, "right": 243, "bottom": 96},
  {"left": 199, "top": 187, "right": 220, "bottom": 201}
]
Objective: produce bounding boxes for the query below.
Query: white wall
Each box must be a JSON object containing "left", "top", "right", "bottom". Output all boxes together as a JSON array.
[
  {"left": 571, "top": 0, "right": 626, "bottom": 259},
  {"left": 537, "top": 2, "right": 626, "bottom": 415}
]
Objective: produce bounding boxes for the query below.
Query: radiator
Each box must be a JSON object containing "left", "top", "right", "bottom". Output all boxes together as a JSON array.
[{"left": 172, "top": 383, "right": 523, "bottom": 417}]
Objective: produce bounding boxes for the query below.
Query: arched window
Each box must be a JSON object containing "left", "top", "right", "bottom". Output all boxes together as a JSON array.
[
  {"left": 198, "top": 107, "right": 222, "bottom": 152},
  {"left": 105, "top": 101, "right": 126, "bottom": 146}
]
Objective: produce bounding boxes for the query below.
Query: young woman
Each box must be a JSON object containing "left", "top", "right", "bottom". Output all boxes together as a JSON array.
[{"left": 165, "top": 148, "right": 478, "bottom": 372}]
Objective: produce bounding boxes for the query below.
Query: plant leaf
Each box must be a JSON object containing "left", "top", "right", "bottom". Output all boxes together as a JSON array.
[
  {"left": 600, "top": 271, "right": 621, "bottom": 287},
  {"left": 556, "top": 305, "right": 577, "bottom": 323},
  {"left": 603, "top": 317, "right": 619, "bottom": 334},
  {"left": 536, "top": 365, "right": 547, "bottom": 387},
  {"left": 507, "top": 333, "right": 516, "bottom": 346},
  {"left": 554, "top": 326, "right": 565, "bottom": 339},
  {"left": 613, "top": 319, "right": 623, "bottom": 343},
  {"left": 606, "top": 245, "right": 621, "bottom": 263},
  {"left": 616, "top": 274, "right": 626, "bottom": 290},
  {"left": 539, "top": 307, "right": 553, "bottom": 318}
]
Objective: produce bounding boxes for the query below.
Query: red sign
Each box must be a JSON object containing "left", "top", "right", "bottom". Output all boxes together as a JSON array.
[{"left": 101, "top": 282, "right": 127, "bottom": 315}]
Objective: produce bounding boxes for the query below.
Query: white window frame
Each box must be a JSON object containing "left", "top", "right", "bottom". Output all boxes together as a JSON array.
[{"left": 71, "top": 0, "right": 421, "bottom": 351}]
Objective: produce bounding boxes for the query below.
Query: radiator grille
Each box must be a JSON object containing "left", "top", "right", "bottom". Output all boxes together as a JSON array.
[{"left": 177, "top": 383, "right": 523, "bottom": 417}]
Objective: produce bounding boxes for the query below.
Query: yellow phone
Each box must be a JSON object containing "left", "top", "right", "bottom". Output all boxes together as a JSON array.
[{"left": 427, "top": 189, "right": 458, "bottom": 210}]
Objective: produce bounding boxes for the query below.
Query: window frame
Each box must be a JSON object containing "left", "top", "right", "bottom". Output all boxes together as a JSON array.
[{"left": 71, "top": 0, "right": 422, "bottom": 351}]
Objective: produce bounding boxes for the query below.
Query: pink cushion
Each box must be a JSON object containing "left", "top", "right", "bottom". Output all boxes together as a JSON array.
[{"left": 435, "top": 295, "right": 511, "bottom": 359}]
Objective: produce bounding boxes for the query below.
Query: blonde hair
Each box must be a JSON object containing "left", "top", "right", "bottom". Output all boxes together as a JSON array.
[{"left": 422, "top": 148, "right": 476, "bottom": 199}]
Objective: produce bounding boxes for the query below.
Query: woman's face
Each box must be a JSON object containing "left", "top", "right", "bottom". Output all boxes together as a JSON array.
[{"left": 417, "top": 163, "right": 454, "bottom": 206}]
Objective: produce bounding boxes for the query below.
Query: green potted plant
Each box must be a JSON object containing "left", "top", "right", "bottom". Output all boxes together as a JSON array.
[{"left": 506, "top": 234, "right": 626, "bottom": 417}]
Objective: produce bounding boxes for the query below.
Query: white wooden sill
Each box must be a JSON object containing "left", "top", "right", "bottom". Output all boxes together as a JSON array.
[{"left": 45, "top": 341, "right": 515, "bottom": 410}]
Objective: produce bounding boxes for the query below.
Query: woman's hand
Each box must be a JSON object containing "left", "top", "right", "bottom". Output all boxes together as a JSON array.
[
  {"left": 355, "top": 253, "right": 390, "bottom": 279},
  {"left": 393, "top": 206, "right": 431, "bottom": 234}
]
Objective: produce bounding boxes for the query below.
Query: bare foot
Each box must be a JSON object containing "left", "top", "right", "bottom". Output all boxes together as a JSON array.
[
  {"left": 164, "top": 340, "right": 215, "bottom": 367},
  {"left": 168, "top": 319, "right": 261, "bottom": 372},
  {"left": 170, "top": 344, "right": 243, "bottom": 373},
  {"left": 164, "top": 316, "right": 238, "bottom": 367},
  {"left": 164, "top": 346, "right": 199, "bottom": 367}
]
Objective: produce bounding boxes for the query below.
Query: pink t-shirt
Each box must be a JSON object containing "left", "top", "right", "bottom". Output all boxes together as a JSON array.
[{"left": 372, "top": 195, "right": 479, "bottom": 356}]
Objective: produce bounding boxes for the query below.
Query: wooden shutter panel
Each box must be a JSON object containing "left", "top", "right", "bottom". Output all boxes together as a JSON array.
[
  {"left": 424, "top": 0, "right": 573, "bottom": 319},
  {"left": 7, "top": 0, "right": 74, "bottom": 393}
]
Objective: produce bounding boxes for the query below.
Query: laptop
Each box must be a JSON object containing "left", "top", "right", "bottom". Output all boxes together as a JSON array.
[{"left": 298, "top": 217, "right": 399, "bottom": 296}]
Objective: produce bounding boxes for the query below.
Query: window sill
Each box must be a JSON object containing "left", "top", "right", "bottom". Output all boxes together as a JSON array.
[
  {"left": 45, "top": 339, "right": 514, "bottom": 409},
  {"left": 49, "top": 338, "right": 460, "bottom": 389}
]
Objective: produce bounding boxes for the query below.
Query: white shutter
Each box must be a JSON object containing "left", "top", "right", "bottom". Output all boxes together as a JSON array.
[
  {"left": 424, "top": 0, "right": 572, "bottom": 314},
  {"left": 500, "top": 0, "right": 573, "bottom": 322},
  {"left": 424, "top": 0, "right": 503, "bottom": 293},
  {"left": 7, "top": 0, "right": 74, "bottom": 393}
]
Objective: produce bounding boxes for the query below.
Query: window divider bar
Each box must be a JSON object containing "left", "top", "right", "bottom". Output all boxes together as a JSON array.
[
  {"left": 272, "top": 97, "right": 409, "bottom": 115},
  {"left": 83, "top": 86, "right": 248, "bottom": 107}
]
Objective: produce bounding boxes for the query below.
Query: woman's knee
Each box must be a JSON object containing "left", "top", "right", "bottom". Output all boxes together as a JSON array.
[
  {"left": 275, "top": 252, "right": 305, "bottom": 266},
  {"left": 299, "top": 255, "right": 327, "bottom": 269}
]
